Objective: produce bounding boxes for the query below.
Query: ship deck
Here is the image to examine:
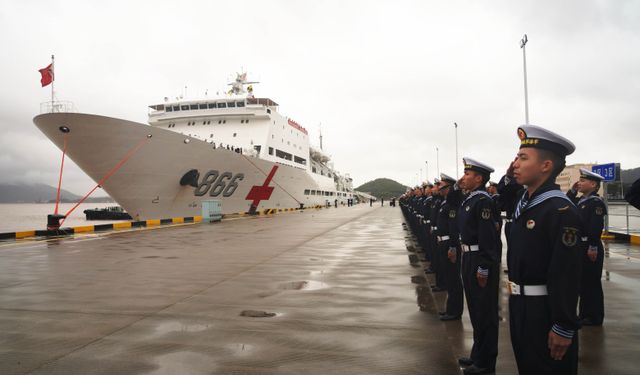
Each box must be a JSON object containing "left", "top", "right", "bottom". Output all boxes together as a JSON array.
[{"left": 1, "top": 205, "right": 638, "bottom": 374}]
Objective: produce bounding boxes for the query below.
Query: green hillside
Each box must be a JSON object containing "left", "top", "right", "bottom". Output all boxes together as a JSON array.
[{"left": 355, "top": 178, "right": 409, "bottom": 200}]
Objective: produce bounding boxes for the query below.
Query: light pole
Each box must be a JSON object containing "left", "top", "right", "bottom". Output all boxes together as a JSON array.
[
  {"left": 520, "top": 34, "right": 530, "bottom": 124},
  {"left": 454, "top": 122, "right": 459, "bottom": 178},
  {"left": 425, "top": 161, "right": 429, "bottom": 182},
  {"left": 436, "top": 147, "right": 440, "bottom": 178}
]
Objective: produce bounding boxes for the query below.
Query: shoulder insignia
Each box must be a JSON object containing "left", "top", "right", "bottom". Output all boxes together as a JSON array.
[
  {"left": 481, "top": 208, "right": 491, "bottom": 220},
  {"left": 557, "top": 205, "right": 570, "bottom": 212},
  {"left": 449, "top": 210, "right": 456, "bottom": 218},
  {"left": 561, "top": 227, "right": 579, "bottom": 247},
  {"left": 595, "top": 206, "right": 604, "bottom": 215}
]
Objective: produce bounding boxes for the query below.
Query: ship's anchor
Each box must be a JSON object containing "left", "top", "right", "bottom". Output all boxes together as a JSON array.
[{"left": 180, "top": 169, "right": 200, "bottom": 187}]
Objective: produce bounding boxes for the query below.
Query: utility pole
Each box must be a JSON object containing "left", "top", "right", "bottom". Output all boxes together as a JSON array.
[
  {"left": 520, "top": 34, "right": 530, "bottom": 124},
  {"left": 454, "top": 122, "right": 459, "bottom": 178}
]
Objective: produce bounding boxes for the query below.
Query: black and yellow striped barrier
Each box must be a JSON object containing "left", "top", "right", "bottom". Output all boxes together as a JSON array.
[
  {"left": 0, "top": 204, "right": 333, "bottom": 242},
  {"left": 0, "top": 216, "right": 203, "bottom": 241}
]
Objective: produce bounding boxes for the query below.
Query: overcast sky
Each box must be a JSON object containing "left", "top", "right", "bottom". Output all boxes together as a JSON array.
[{"left": 1, "top": 0, "right": 639, "bottom": 196}]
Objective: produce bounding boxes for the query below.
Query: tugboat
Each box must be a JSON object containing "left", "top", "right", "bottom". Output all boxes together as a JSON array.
[{"left": 83, "top": 206, "right": 132, "bottom": 220}]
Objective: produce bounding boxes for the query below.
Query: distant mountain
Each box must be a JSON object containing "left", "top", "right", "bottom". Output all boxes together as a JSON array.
[
  {"left": 0, "top": 183, "right": 113, "bottom": 203},
  {"left": 355, "top": 178, "right": 409, "bottom": 199},
  {"left": 622, "top": 167, "right": 640, "bottom": 184}
]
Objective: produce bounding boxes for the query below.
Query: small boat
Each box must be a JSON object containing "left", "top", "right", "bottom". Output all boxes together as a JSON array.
[{"left": 84, "top": 206, "right": 132, "bottom": 220}]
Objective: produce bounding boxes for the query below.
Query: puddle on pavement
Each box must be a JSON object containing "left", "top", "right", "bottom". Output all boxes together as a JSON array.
[
  {"left": 240, "top": 310, "right": 277, "bottom": 318},
  {"left": 415, "top": 285, "right": 431, "bottom": 311},
  {"left": 153, "top": 321, "right": 211, "bottom": 335},
  {"left": 278, "top": 280, "right": 329, "bottom": 291}
]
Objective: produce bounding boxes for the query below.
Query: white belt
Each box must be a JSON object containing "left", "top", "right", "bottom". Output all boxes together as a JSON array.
[
  {"left": 461, "top": 244, "right": 479, "bottom": 252},
  {"left": 438, "top": 235, "right": 450, "bottom": 242},
  {"left": 507, "top": 281, "right": 548, "bottom": 296}
]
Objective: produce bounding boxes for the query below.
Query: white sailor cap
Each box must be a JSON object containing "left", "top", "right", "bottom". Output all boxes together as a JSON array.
[
  {"left": 433, "top": 177, "right": 441, "bottom": 185},
  {"left": 440, "top": 173, "right": 457, "bottom": 184},
  {"left": 517, "top": 124, "right": 575, "bottom": 156},
  {"left": 488, "top": 181, "right": 498, "bottom": 187},
  {"left": 463, "top": 157, "right": 495, "bottom": 176},
  {"left": 580, "top": 168, "right": 604, "bottom": 182}
]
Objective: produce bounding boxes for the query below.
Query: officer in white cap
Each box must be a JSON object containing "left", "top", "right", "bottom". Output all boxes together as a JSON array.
[
  {"left": 456, "top": 157, "right": 500, "bottom": 374},
  {"left": 567, "top": 168, "right": 607, "bottom": 326},
  {"left": 501, "top": 124, "right": 582, "bottom": 374}
]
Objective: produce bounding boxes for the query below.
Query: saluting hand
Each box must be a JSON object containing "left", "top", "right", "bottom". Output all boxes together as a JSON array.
[
  {"left": 548, "top": 331, "right": 572, "bottom": 361},
  {"left": 506, "top": 156, "right": 518, "bottom": 177},
  {"left": 571, "top": 181, "right": 580, "bottom": 193}
]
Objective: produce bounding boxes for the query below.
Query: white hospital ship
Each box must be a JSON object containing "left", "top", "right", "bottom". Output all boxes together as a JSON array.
[{"left": 33, "top": 73, "right": 369, "bottom": 220}]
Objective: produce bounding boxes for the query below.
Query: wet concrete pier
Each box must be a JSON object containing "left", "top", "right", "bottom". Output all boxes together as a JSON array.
[{"left": 0, "top": 205, "right": 638, "bottom": 374}]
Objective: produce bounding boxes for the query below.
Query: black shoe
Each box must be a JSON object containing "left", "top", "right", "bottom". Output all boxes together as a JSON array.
[
  {"left": 463, "top": 364, "right": 494, "bottom": 374},
  {"left": 458, "top": 357, "right": 473, "bottom": 367},
  {"left": 424, "top": 268, "right": 435, "bottom": 274},
  {"left": 438, "top": 311, "right": 447, "bottom": 316},
  {"left": 431, "top": 286, "right": 446, "bottom": 292},
  {"left": 440, "top": 314, "right": 462, "bottom": 321}
]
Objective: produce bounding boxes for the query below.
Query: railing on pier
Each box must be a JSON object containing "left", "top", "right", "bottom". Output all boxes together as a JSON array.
[{"left": 607, "top": 201, "right": 640, "bottom": 235}]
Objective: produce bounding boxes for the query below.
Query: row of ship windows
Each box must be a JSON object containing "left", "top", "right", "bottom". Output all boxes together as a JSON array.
[
  {"left": 267, "top": 147, "right": 307, "bottom": 165},
  {"left": 165, "top": 102, "right": 246, "bottom": 112},
  {"left": 167, "top": 119, "right": 253, "bottom": 128},
  {"left": 303, "top": 190, "right": 353, "bottom": 197}
]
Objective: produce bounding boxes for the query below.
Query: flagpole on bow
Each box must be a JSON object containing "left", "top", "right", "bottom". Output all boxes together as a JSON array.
[{"left": 50, "top": 55, "right": 55, "bottom": 112}]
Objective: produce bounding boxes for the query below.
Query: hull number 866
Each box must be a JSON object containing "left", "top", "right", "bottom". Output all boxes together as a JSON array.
[{"left": 194, "top": 171, "right": 244, "bottom": 197}]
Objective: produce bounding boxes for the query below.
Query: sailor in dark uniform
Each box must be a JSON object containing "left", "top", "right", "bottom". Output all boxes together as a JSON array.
[
  {"left": 437, "top": 173, "right": 465, "bottom": 320},
  {"left": 430, "top": 179, "right": 446, "bottom": 291},
  {"left": 456, "top": 157, "right": 500, "bottom": 374},
  {"left": 502, "top": 124, "right": 582, "bottom": 375},
  {"left": 567, "top": 168, "right": 607, "bottom": 326},
  {"left": 487, "top": 181, "right": 503, "bottom": 264},
  {"left": 422, "top": 183, "right": 436, "bottom": 270}
]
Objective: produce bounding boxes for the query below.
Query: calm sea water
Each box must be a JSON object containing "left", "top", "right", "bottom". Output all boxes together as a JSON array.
[{"left": 0, "top": 203, "right": 129, "bottom": 232}]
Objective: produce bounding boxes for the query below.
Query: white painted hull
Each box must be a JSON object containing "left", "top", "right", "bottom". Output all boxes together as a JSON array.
[{"left": 33, "top": 113, "right": 348, "bottom": 220}]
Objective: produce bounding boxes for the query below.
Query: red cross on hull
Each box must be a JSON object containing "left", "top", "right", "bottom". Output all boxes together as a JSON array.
[{"left": 245, "top": 165, "right": 278, "bottom": 213}]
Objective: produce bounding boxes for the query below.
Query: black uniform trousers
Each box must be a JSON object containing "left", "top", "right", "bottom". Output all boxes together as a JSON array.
[
  {"left": 579, "top": 243, "right": 605, "bottom": 324},
  {"left": 444, "top": 244, "right": 464, "bottom": 316},
  {"left": 433, "top": 233, "right": 446, "bottom": 288},
  {"left": 509, "top": 295, "right": 579, "bottom": 375},
  {"left": 461, "top": 252, "right": 499, "bottom": 369}
]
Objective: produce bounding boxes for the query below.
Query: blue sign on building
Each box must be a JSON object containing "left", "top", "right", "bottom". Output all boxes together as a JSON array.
[{"left": 591, "top": 163, "right": 616, "bottom": 182}]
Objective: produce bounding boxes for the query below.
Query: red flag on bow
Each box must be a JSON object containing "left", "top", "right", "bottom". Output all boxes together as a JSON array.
[{"left": 39, "top": 63, "right": 54, "bottom": 87}]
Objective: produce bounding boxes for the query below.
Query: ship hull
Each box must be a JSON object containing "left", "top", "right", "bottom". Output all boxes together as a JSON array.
[{"left": 34, "top": 113, "right": 340, "bottom": 220}]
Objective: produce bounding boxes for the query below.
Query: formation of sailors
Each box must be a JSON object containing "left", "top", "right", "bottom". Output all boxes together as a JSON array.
[{"left": 399, "top": 124, "right": 607, "bottom": 375}]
